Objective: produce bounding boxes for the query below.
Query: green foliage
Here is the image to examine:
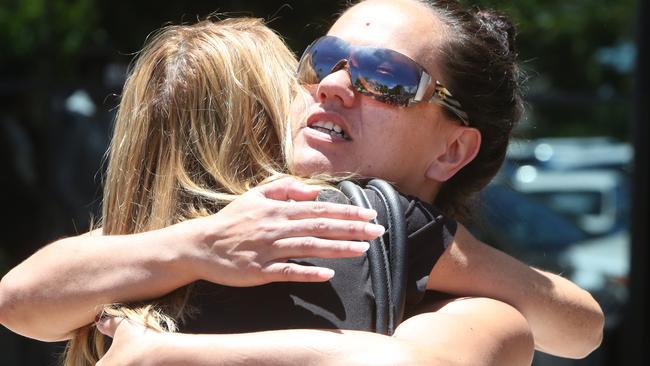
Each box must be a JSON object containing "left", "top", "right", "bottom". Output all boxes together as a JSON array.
[
  {"left": 0, "top": 0, "right": 47, "bottom": 56},
  {"left": 0, "top": 0, "right": 638, "bottom": 138},
  {"left": 465, "top": 0, "right": 636, "bottom": 89},
  {"left": 461, "top": 0, "right": 636, "bottom": 139},
  {"left": 0, "top": 0, "right": 98, "bottom": 76}
]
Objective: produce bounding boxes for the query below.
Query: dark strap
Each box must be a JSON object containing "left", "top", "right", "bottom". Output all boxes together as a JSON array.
[
  {"left": 338, "top": 180, "right": 407, "bottom": 335},
  {"left": 338, "top": 181, "right": 391, "bottom": 335},
  {"left": 368, "top": 179, "right": 408, "bottom": 329}
]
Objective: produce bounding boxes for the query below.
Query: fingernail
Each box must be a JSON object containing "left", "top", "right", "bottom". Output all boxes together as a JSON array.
[
  {"left": 365, "top": 224, "right": 385, "bottom": 237},
  {"left": 359, "top": 208, "right": 378, "bottom": 220},
  {"left": 95, "top": 312, "right": 113, "bottom": 327},
  {"left": 352, "top": 242, "right": 370, "bottom": 252},
  {"left": 95, "top": 317, "right": 107, "bottom": 331},
  {"left": 318, "top": 268, "right": 335, "bottom": 279},
  {"left": 95, "top": 313, "right": 108, "bottom": 325}
]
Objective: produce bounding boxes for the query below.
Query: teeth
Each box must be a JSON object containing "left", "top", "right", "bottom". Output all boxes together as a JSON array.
[{"left": 312, "top": 120, "right": 345, "bottom": 135}]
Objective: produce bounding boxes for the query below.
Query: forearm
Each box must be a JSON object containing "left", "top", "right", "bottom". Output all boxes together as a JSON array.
[
  {"left": 0, "top": 223, "right": 197, "bottom": 341},
  {"left": 523, "top": 269, "right": 603, "bottom": 356},
  {"left": 100, "top": 299, "right": 532, "bottom": 366},
  {"left": 428, "top": 225, "right": 604, "bottom": 358},
  {"left": 145, "top": 330, "right": 440, "bottom": 366}
]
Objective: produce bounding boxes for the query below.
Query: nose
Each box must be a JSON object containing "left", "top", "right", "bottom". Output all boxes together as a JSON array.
[{"left": 316, "top": 68, "right": 356, "bottom": 108}]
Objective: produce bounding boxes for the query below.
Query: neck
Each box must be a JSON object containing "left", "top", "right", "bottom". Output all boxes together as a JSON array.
[{"left": 394, "top": 178, "right": 440, "bottom": 204}]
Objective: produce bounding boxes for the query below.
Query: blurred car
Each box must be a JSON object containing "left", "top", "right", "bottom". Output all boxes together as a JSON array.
[
  {"left": 506, "top": 137, "right": 632, "bottom": 172},
  {"left": 508, "top": 167, "right": 628, "bottom": 236}
]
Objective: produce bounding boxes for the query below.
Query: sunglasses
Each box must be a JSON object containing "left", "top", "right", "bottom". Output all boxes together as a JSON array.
[{"left": 297, "top": 35, "right": 470, "bottom": 126}]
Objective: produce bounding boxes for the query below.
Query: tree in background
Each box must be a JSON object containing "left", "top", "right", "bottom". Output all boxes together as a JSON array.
[{"left": 468, "top": 0, "right": 636, "bottom": 137}]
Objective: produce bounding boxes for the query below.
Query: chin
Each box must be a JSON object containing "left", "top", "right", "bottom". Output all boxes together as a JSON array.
[
  {"left": 291, "top": 137, "right": 362, "bottom": 176},
  {"left": 292, "top": 163, "right": 338, "bottom": 178},
  {"left": 290, "top": 153, "right": 334, "bottom": 177},
  {"left": 291, "top": 154, "right": 358, "bottom": 179}
]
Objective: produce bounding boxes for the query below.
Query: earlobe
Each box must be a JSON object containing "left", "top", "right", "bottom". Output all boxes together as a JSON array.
[{"left": 425, "top": 127, "right": 481, "bottom": 182}]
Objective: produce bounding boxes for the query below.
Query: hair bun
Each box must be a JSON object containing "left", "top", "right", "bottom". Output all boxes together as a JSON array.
[{"left": 474, "top": 9, "right": 517, "bottom": 55}]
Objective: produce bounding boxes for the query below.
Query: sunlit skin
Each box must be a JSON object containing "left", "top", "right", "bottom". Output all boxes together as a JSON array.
[{"left": 290, "top": 0, "right": 471, "bottom": 202}]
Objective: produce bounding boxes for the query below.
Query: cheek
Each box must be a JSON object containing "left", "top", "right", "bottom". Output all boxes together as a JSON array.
[
  {"left": 289, "top": 88, "right": 313, "bottom": 131},
  {"left": 359, "top": 106, "right": 417, "bottom": 148},
  {"left": 288, "top": 132, "right": 308, "bottom": 170}
]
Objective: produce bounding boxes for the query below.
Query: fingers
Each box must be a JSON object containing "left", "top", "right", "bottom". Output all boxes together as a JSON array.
[
  {"left": 96, "top": 316, "right": 125, "bottom": 338},
  {"left": 277, "top": 218, "right": 385, "bottom": 241},
  {"left": 272, "top": 237, "right": 370, "bottom": 259},
  {"left": 255, "top": 177, "right": 322, "bottom": 201},
  {"left": 280, "top": 200, "right": 377, "bottom": 221},
  {"left": 261, "top": 262, "right": 336, "bottom": 282}
]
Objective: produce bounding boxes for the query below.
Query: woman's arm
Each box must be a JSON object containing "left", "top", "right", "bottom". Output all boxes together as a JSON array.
[
  {"left": 426, "top": 224, "right": 604, "bottom": 358},
  {"left": 95, "top": 301, "right": 534, "bottom": 366},
  {"left": 97, "top": 321, "right": 424, "bottom": 366},
  {"left": 0, "top": 178, "right": 382, "bottom": 341},
  {"left": 393, "top": 297, "right": 534, "bottom": 366}
]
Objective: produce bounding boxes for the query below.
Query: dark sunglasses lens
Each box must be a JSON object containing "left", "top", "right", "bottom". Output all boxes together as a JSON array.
[
  {"left": 350, "top": 48, "right": 422, "bottom": 106},
  {"left": 298, "top": 37, "right": 348, "bottom": 84},
  {"left": 297, "top": 36, "right": 427, "bottom": 107}
]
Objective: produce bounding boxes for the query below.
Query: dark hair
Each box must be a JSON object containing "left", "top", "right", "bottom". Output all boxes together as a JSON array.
[{"left": 416, "top": 0, "right": 525, "bottom": 221}]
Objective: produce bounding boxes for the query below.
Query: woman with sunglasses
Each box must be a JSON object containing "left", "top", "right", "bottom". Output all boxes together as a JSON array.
[
  {"left": 1, "top": 1, "right": 604, "bottom": 364},
  {"left": 289, "top": 1, "right": 602, "bottom": 361}
]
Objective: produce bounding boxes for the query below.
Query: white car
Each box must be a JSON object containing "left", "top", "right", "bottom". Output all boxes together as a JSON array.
[{"left": 510, "top": 167, "right": 627, "bottom": 236}]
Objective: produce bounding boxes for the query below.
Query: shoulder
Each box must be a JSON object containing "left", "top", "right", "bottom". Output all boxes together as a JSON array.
[
  {"left": 317, "top": 182, "right": 457, "bottom": 241},
  {"left": 398, "top": 194, "right": 454, "bottom": 228},
  {"left": 380, "top": 191, "right": 458, "bottom": 244}
]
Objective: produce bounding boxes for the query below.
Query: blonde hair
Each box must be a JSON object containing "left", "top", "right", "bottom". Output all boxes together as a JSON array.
[{"left": 63, "top": 17, "right": 300, "bottom": 365}]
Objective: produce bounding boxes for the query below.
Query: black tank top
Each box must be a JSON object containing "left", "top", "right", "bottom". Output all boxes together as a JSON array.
[{"left": 182, "top": 189, "right": 456, "bottom": 334}]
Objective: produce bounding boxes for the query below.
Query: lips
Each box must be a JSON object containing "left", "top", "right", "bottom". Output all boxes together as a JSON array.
[{"left": 306, "top": 111, "right": 352, "bottom": 141}]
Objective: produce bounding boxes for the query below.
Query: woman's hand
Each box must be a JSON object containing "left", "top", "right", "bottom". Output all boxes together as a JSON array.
[
  {"left": 96, "top": 317, "right": 163, "bottom": 366},
  {"left": 182, "top": 177, "right": 383, "bottom": 286}
]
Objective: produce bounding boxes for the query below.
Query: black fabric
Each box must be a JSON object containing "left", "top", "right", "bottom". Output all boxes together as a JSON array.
[
  {"left": 366, "top": 179, "right": 409, "bottom": 331},
  {"left": 338, "top": 180, "right": 394, "bottom": 334},
  {"left": 182, "top": 189, "right": 457, "bottom": 334}
]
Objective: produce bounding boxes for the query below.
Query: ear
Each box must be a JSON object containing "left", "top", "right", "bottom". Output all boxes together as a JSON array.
[{"left": 425, "top": 127, "right": 481, "bottom": 182}]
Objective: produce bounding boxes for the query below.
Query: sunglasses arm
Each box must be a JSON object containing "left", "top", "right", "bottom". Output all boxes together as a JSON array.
[{"left": 413, "top": 72, "right": 432, "bottom": 103}]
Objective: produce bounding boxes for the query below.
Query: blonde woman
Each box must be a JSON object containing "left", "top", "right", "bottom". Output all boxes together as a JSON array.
[
  {"left": 1, "top": 6, "right": 602, "bottom": 366},
  {"left": 59, "top": 17, "right": 390, "bottom": 365}
]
